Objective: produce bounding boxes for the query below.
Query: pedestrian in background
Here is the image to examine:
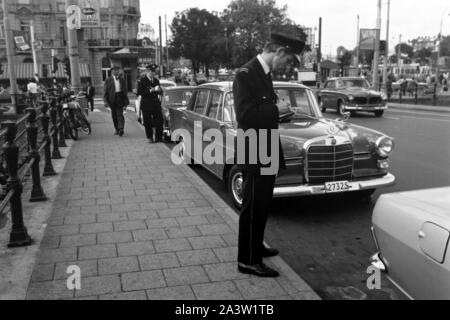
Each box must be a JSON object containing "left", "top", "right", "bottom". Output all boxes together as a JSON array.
[
  {"left": 137, "top": 64, "right": 164, "bottom": 143},
  {"left": 85, "top": 81, "right": 96, "bottom": 112},
  {"left": 103, "top": 65, "right": 129, "bottom": 137},
  {"left": 233, "top": 32, "right": 305, "bottom": 278}
]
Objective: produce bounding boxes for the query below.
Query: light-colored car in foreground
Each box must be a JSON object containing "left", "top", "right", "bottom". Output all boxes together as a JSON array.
[{"left": 371, "top": 187, "right": 450, "bottom": 300}]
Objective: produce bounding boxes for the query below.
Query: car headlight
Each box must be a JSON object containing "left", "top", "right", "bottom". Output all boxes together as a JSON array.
[
  {"left": 348, "top": 95, "right": 355, "bottom": 101},
  {"left": 376, "top": 136, "right": 394, "bottom": 157}
]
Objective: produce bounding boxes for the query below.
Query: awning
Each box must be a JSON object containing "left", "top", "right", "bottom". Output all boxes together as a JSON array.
[{"left": 0, "top": 63, "right": 91, "bottom": 80}]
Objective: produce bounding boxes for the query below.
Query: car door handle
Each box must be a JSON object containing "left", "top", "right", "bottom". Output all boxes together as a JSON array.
[{"left": 419, "top": 231, "right": 426, "bottom": 239}]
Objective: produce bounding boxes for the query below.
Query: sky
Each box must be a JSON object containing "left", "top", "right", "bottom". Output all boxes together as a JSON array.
[{"left": 140, "top": 0, "right": 450, "bottom": 56}]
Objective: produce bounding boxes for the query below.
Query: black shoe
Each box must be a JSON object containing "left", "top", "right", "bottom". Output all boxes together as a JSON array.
[
  {"left": 262, "top": 246, "right": 279, "bottom": 258},
  {"left": 119, "top": 130, "right": 124, "bottom": 137},
  {"left": 238, "top": 263, "right": 279, "bottom": 278}
]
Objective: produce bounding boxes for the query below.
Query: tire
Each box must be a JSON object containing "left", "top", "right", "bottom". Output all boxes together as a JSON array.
[
  {"left": 80, "top": 123, "right": 92, "bottom": 135},
  {"left": 374, "top": 110, "right": 384, "bottom": 118},
  {"left": 349, "top": 189, "right": 376, "bottom": 201},
  {"left": 228, "top": 165, "right": 244, "bottom": 210},
  {"left": 338, "top": 100, "right": 346, "bottom": 116},
  {"left": 65, "top": 118, "right": 78, "bottom": 141}
]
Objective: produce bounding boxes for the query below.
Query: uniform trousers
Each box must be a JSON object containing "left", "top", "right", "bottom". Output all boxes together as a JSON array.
[
  {"left": 238, "top": 171, "right": 276, "bottom": 266},
  {"left": 142, "top": 105, "right": 163, "bottom": 141}
]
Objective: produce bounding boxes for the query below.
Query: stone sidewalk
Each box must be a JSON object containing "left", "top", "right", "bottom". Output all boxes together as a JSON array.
[{"left": 25, "top": 107, "right": 319, "bottom": 300}]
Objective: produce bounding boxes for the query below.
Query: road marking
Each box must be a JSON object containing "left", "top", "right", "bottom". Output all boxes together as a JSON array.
[
  {"left": 388, "top": 109, "right": 450, "bottom": 118},
  {"left": 384, "top": 116, "right": 400, "bottom": 120}
]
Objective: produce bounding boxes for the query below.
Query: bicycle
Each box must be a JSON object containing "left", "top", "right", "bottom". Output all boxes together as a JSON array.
[{"left": 62, "top": 91, "right": 92, "bottom": 141}]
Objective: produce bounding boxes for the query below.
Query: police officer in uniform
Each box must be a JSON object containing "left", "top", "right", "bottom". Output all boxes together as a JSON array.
[
  {"left": 137, "top": 64, "right": 164, "bottom": 143},
  {"left": 233, "top": 32, "right": 305, "bottom": 278}
]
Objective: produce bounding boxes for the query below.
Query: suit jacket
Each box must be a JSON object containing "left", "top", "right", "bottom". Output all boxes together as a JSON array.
[
  {"left": 103, "top": 76, "right": 129, "bottom": 108},
  {"left": 233, "top": 57, "right": 286, "bottom": 175},
  {"left": 86, "top": 86, "right": 95, "bottom": 99},
  {"left": 137, "top": 76, "right": 162, "bottom": 109}
]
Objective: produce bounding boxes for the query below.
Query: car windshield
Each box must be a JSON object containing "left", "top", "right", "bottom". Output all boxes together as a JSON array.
[
  {"left": 223, "top": 88, "right": 321, "bottom": 123},
  {"left": 338, "top": 79, "right": 370, "bottom": 89},
  {"left": 165, "top": 90, "right": 193, "bottom": 107},
  {"left": 160, "top": 82, "right": 176, "bottom": 88}
]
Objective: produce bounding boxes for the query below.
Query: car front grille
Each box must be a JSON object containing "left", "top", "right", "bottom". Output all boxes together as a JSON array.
[
  {"left": 369, "top": 97, "right": 383, "bottom": 104},
  {"left": 353, "top": 97, "right": 367, "bottom": 104},
  {"left": 306, "top": 144, "right": 354, "bottom": 184}
]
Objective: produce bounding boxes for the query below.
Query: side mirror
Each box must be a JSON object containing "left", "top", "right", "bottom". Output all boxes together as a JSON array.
[{"left": 335, "top": 112, "right": 351, "bottom": 123}]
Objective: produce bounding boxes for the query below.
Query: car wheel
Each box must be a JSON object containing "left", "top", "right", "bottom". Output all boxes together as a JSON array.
[
  {"left": 374, "top": 111, "right": 384, "bottom": 118},
  {"left": 319, "top": 99, "right": 326, "bottom": 113},
  {"left": 228, "top": 165, "right": 244, "bottom": 210},
  {"left": 338, "top": 100, "right": 346, "bottom": 116}
]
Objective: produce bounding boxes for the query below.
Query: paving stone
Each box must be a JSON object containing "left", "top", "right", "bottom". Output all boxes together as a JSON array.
[
  {"left": 234, "top": 278, "right": 287, "bottom": 300},
  {"left": 151, "top": 194, "right": 179, "bottom": 202},
  {"left": 38, "top": 248, "right": 78, "bottom": 264},
  {"left": 31, "top": 264, "right": 55, "bottom": 283},
  {"left": 176, "top": 249, "right": 219, "bottom": 267},
  {"left": 97, "top": 231, "right": 133, "bottom": 244},
  {"left": 54, "top": 260, "right": 98, "bottom": 280},
  {"left": 176, "top": 216, "right": 210, "bottom": 227},
  {"left": 154, "top": 238, "right": 192, "bottom": 253},
  {"left": 157, "top": 208, "right": 188, "bottom": 218},
  {"left": 27, "top": 281, "right": 74, "bottom": 300},
  {"left": 204, "top": 263, "right": 249, "bottom": 282},
  {"left": 146, "top": 218, "right": 179, "bottom": 229},
  {"left": 45, "top": 225, "right": 80, "bottom": 236},
  {"left": 213, "top": 247, "right": 238, "bottom": 263},
  {"left": 193, "top": 281, "right": 243, "bottom": 300},
  {"left": 147, "top": 286, "right": 196, "bottom": 300},
  {"left": 40, "top": 235, "right": 60, "bottom": 249},
  {"left": 80, "top": 222, "right": 113, "bottom": 234},
  {"left": 48, "top": 217, "right": 64, "bottom": 226},
  {"left": 198, "top": 224, "right": 233, "bottom": 236},
  {"left": 177, "top": 193, "right": 205, "bottom": 201},
  {"left": 97, "top": 213, "right": 128, "bottom": 223},
  {"left": 81, "top": 206, "right": 112, "bottom": 215},
  {"left": 78, "top": 244, "right": 117, "bottom": 260},
  {"left": 206, "top": 214, "right": 226, "bottom": 225},
  {"left": 68, "top": 199, "right": 97, "bottom": 207},
  {"left": 121, "top": 271, "right": 166, "bottom": 291},
  {"left": 99, "top": 291, "right": 147, "bottom": 300},
  {"left": 109, "top": 190, "right": 136, "bottom": 198},
  {"left": 139, "top": 253, "right": 180, "bottom": 271},
  {"left": 117, "top": 241, "right": 155, "bottom": 257},
  {"left": 140, "top": 202, "right": 169, "bottom": 210},
  {"left": 98, "top": 256, "right": 139, "bottom": 275},
  {"left": 112, "top": 203, "right": 141, "bottom": 212},
  {"left": 186, "top": 207, "right": 216, "bottom": 216},
  {"left": 168, "top": 200, "right": 197, "bottom": 209},
  {"left": 163, "top": 266, "right": 210, "bottom": 287},
  {"left": 96, "top": 197, "right": 125, "bottom": 205},
  {"left": 132, "top": 229, "right": 168, "bottom": 242},
  {"left": 165, "top": 226, "right": 201, "bottom": 239},
  {"left": 75, "top": 275, "right": 122, "bottom": 298},
  {"left": 64, "top": 215, "right": 96, "bottom": 225},
  {"left": 114, "top": 220, "right": 147, "bottom": 232},
  {"left": 221, "top": 234, "right": 239, "bottom": 247},
  {"left": 127, "top": 210, "right": 158, "bottom": 220},
  {"left": 60, "top": 234, "right": 97, "bottom": 248},
  {"left": 188, "top": 236, "right": 227, "bottom": 250}
]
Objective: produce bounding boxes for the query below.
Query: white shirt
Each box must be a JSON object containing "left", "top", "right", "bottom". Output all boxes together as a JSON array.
[
  {"left": 257, "top": 54, "right": 271, "bottom": 76},
  {"left": 27, "top": 82, "right": 38, "bottom": 94},
  {"left": 113, "top": 76, "right": 121, "bottom": 93}
]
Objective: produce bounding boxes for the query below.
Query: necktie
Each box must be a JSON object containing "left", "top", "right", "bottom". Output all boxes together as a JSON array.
[{"left": 267, "top": 72, "right": 273, "bottom": 83}]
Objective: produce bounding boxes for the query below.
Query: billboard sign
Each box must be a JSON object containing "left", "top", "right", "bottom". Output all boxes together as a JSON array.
[
  {"left": 360, "top": 29, "right": 377, "bottom": 51},
  {"left": 78, "top": 0, "right": 101, "bottom": 28},
  {"left": 13, "top": 31, "right": 31, "bottom": 54}
]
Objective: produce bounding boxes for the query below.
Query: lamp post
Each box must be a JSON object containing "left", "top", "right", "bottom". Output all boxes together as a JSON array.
[
  {"left": 437, "top": 9, "right": 450, "bottom": 84},
  {"left": 224, "top": 27, "right": 229, "bottom": 69}
]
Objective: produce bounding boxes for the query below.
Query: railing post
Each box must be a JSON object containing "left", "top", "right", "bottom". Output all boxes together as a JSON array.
[
  {"left": 3, "top": 121, "right": 33, "bottom": 248},
  {"left": 50, "top": 100, "right": 63, "bottom": 159},
  {"left": 57, "top": 97, "right": 67, "bottom": 148},
  {"left": 41, "top": 102, "right": 57, "bottom": 176},
  {"left": 27, "top": 108, "right": 47, "bottom": 202}
]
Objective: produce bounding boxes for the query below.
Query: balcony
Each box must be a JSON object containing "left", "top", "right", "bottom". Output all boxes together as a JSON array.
[{"left": 86, "top": 39, "right": 145, "bottom": 48}]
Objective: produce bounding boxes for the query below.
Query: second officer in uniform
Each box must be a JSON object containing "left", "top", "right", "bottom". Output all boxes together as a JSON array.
[{"left": 138, "top": 64, "right": 164, "bottom": 143}]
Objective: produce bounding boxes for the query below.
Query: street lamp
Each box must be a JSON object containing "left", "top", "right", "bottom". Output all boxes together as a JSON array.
[
  {"left": 437, "top": 8, "right": 450, "bottom": 84},
  {"left": 224, "top": 27, "right": 229, "bottom": 69}
]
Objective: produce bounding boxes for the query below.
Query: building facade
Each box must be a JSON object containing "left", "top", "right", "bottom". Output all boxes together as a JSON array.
[{"left": 0, "top": 0, "right": 155, "bottom": 94}]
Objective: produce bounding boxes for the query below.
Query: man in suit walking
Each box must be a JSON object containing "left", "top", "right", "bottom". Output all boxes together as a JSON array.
[
  {"left": 233, "top": 32, "right": 305, "bottom": 278},
  {"left": 104, "top": 66, "right": 129, "bottom": 137},
  {"left": 137, "top": 64, "right": 164, "bottom": 143},
  {"left": 85, "top": 81, "right": 96, "bottom": 112}
]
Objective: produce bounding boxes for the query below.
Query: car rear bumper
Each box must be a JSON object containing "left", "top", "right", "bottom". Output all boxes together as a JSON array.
[{"left": 273, "top": 173, "right": 395, "bottom": 198}]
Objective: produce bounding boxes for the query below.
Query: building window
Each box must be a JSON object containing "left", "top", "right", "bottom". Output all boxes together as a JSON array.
[
  {"left": 18, "top": 0, "right": 31, "bottom": 4},
  {"left": 0, "top": 25, "right": 5, "bottom": 40}
]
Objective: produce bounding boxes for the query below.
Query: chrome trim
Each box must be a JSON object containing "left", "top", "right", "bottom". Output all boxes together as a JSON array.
[
  {"left": 273, "top": 173, "right": 395, "bottom": 197},
  {"left": 370, "top": 252, "right": 387, "bottom": 272},
  {"left": 371, "top": 227, "right": 380, "bottom": 251},
  {"left": 344, "top": 105, "right": 388, "bottom": 111},
  {"left": 303, "top": 136, "right": 353, "bottom": 183}
]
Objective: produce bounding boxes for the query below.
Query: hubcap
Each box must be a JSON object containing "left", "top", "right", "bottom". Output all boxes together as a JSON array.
[{"left": 231, "top": 172, "right": 244, "bottom": 206}]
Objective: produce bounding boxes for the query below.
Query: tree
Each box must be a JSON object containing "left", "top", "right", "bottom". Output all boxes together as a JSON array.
[
  {"left": 394, "top": 43, "right": 414, "bottom": 58},
  {"left": 439, "top": 36, "right": 450, "bottom": 57},
  {"left": 170, "top": 8, "right": 224, "bottom": 77},
  {"left": 338, "top": 50, "right": 354, "bottom": 69},
  {"left": 222, "top": 0, "right": 308, "bottom": 67},
  {"left": 413, "top": 47, "right": 432, "bottom": 64}
]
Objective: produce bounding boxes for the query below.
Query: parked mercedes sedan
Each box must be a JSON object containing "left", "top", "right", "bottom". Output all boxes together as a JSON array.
[
  {"left": 169, "top": 82, "right": 396, "bottom": 209},
  {"left": 318, "top": 77, "right": 388, "bottom": 117},
  {"left": 371, "top": 187, "right": 450, "bottom": 300},
  {"left": 162, "top": 86, "right": 195, "bottom": 140}
]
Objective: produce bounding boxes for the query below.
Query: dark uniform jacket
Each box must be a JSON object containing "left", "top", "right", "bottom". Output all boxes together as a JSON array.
[
  {"left": 137, "top": 76, "right": 162, "bottom": 109},
  {"left": 103, "top": 76, "right": 129, "bottom": 108},
  {"left": 233, "top": 57, "right": 286, "bottom": 175},
  {"left": 86, "top": 86, "right": 96, "bottom": 99}
]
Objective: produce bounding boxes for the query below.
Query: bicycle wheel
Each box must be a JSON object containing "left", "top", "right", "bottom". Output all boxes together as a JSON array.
[{"left": 65, "top": 117, "right": 78, "bottom": 141}]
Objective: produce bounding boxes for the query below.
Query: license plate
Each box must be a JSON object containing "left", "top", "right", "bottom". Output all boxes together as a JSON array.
[{"left": 325, "top": 181, "right": 350, "bottom": 193}]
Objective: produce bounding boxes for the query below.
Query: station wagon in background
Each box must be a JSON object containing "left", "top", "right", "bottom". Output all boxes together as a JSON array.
[
  {"left": 371, "top": 187, "right": 450, "bottom": 300},
  {"left": 318, "top": 77, "right": 388, "bottom": 117},
  {"left": 162, "top": 86, "right": 195, "bottom": 140},
  {"left": 169, "top": 82, "right": 396, "bottom": 209}
]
